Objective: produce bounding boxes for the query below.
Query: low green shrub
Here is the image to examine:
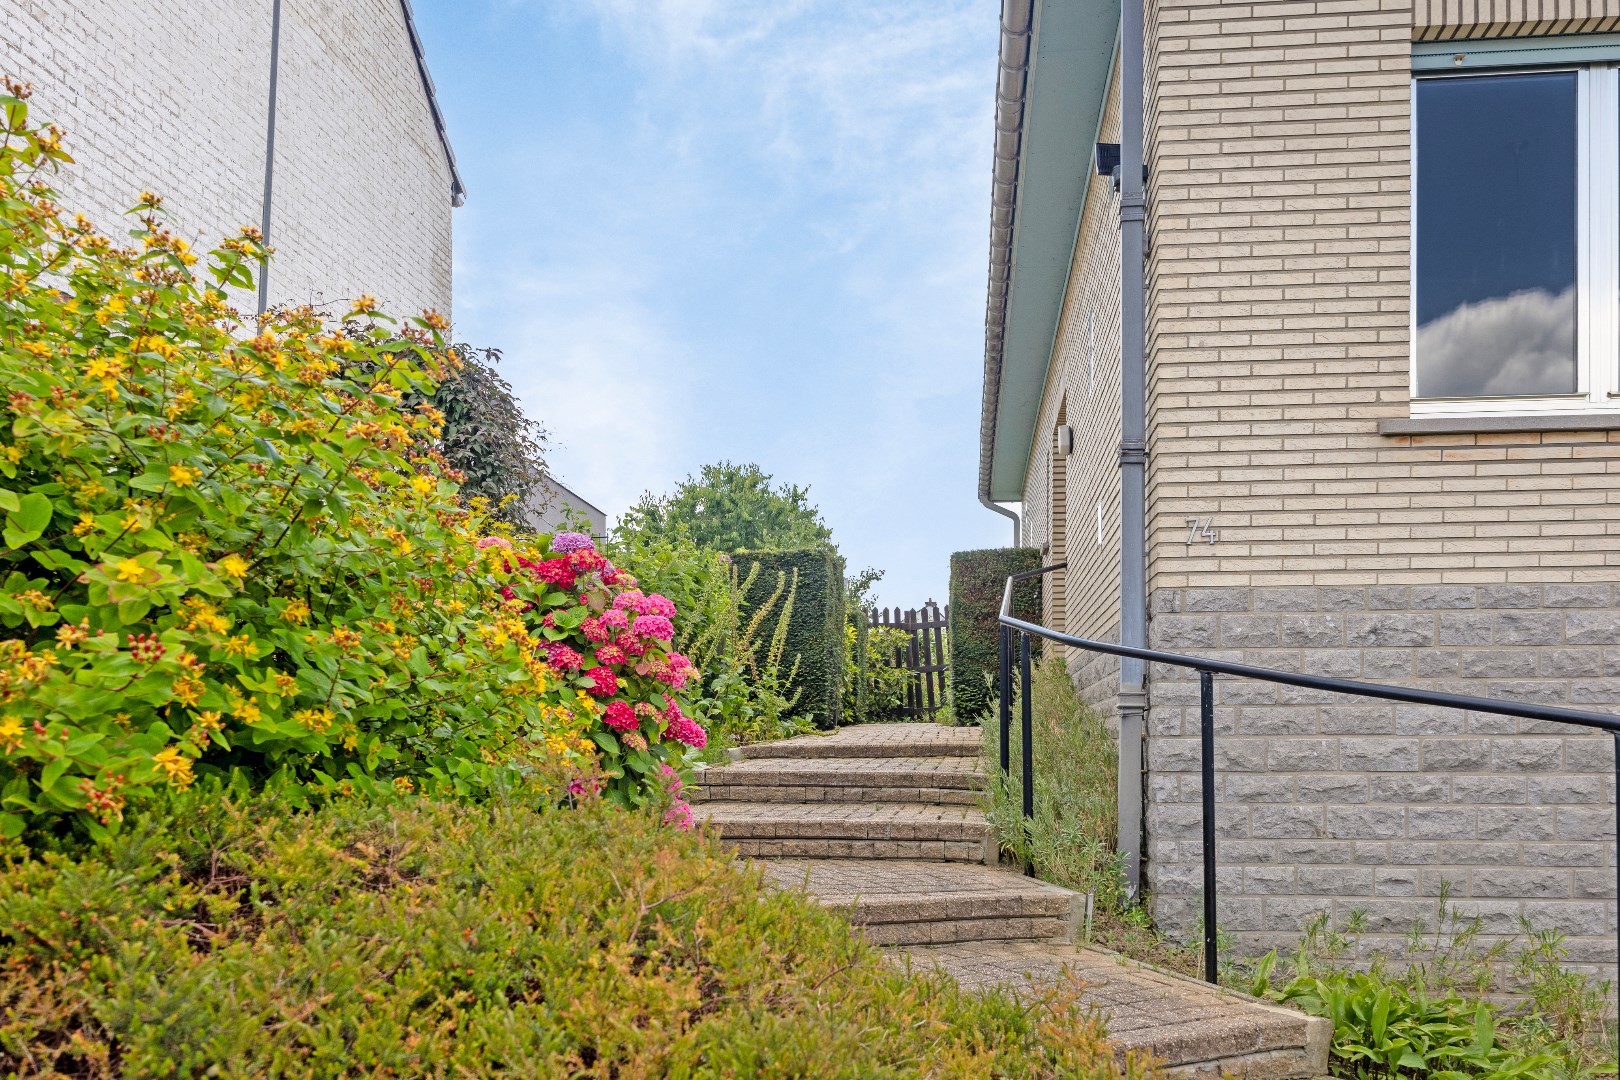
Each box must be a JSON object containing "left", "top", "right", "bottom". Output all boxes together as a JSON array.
[
  {"left": 843, "top": 622, "right": 916, "bottom": 723},
  {"left": 734, "top": 549, "right": 845, "bottom": 730},
  {"left": 0, "top": 795, "right": 1158, "bottom": 1078},
  {"left": 984, "top": 653, "right": 1122, "bottom": 907},
  {"left": 948, "top": 547, "right": 1041, "bottom": 722}
]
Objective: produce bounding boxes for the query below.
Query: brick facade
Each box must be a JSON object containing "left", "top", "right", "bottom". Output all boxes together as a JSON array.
[
  {"left": 1016, "top": 0, "right": 1620, "bottom": 976},
  {"left": 2, "top": 0, "right": 454, "bottom": 320}
]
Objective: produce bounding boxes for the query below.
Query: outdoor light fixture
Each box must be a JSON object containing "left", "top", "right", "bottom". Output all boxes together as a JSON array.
[{"left": 1094, "top": 142, "right": 1120, "bottom": 176}]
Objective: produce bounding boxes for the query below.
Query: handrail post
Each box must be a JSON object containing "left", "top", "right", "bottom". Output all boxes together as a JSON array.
[
  {"left": 1200, "top": 669, "right": 1218, "bottom": 984},
  {"left": 1021, "top": 631, "right": 1035, "bottom": 877},
  {"left": 999, "top": 625, "right": 1012, "bottom": 777}
]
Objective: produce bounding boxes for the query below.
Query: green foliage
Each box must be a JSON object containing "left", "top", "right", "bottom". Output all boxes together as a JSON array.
[
  {"left": 844, "top": 623, "right": 918, "bottom": 723},
  {"left": 431, "top": 343, "right": 547, "bottom": 521},
  {"left": 619, "top": 461, "right": 834, "bottom": 554},
  {"left": 948, "top": 547, "right": 1042, "bottom": 722},
  {"left": 735, "top": 549, "right": 846, "bottom": 730},
  {"left": 1245, "top": 901, "right": 1615, "bottom": 1079},
  {"left": 0, "top": 794, "right": 1160, "bottom": 1078},
  {"left": 983, "top": 654, "right": 1122, "bottom": 905},
  {"left": 0, "top": 88, "right": 584, "bottom": 842}
]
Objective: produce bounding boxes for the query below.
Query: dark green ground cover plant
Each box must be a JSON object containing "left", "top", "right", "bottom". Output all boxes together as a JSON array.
[{"left": 0, "top": 794, "right": 1160, "bottom": 1079}]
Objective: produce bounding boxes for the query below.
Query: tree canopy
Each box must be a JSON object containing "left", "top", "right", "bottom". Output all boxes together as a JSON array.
[
  {"left": 618, "top": 461, "right": 834, "bottom": 553},
  {"left": 432, "top": 343, "right": 548, "bottom": 522}
]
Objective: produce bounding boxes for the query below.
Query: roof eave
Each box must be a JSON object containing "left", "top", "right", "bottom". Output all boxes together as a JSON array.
[
  {"left": 979, "top": 0, "right": 1120, "bottom": 504},
  {"left": 398, "top": 0, "right": 467, "bottom": 207}
]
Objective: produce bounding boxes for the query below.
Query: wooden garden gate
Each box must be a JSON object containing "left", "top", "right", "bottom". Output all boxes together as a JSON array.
[{"left": 864, "top": 600, "right": 949, "bottom": 720}]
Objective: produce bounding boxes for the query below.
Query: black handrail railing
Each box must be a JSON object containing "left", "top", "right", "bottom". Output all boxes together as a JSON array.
[{"left": 997, "top": 563, "right": 1620, "bottom": 1000}]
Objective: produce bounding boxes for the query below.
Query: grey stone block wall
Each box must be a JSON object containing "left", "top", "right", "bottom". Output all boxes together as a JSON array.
[{"left": 1146, "top": 585, "right": 1618, "bottom": 977}]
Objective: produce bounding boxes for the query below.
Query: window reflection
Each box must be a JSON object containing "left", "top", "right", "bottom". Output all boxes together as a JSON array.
[{"left": 1415, "top": 72, "right": 1578, "bottom": 398}]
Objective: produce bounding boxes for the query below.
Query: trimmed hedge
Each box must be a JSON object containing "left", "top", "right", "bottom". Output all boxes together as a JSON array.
[
  {"left": 948, "top": 547, "right": 1043, "bottom": 723},
  {"left": 735, "top": 549, "right": 847, "bottom": 729},
  {"left": 0, "top": 796, "right": 1154, "bottom": 1077}
]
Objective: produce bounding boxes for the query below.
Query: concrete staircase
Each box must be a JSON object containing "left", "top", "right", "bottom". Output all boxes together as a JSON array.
[{"left": 696, "top": 723, "right": 1331, "bottom": 1079}]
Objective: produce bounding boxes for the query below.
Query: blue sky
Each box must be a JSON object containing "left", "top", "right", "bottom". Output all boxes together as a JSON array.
[{"left": 412, "top": 0, "right": 1014, "bottom": 607}]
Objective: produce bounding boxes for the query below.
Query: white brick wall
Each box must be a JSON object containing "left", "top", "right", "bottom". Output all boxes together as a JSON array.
[{"left": 2, "top": 0, "right": 453, "bottom": 319}]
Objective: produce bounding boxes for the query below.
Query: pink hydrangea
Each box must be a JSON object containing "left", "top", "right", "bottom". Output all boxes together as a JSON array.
[
  {"left": 544, "top": 643, "right": 584, "bottom": 670},
  {"left": 634, "top": 702, "right": 659, "bottom": 719},
  {"left": 640, "top": 593, "right": 677, "bottom": 618},
  {"left": 568, "top": 550, "right": 610, "bottom": 574},
  {"left": 582, "top": 667, "right": 618, "bottom": 697},
  {"left": 530, "top": 558, "right": 577, "bottom": 587},
  {"left": 663, "top": 714, "right": 708, "bottom": 749},
  {"left": 657, "top": 762, "right": 684, "bottom": 796},
  {"left": 475, "top": 536, "right": 513, "bottom": 551},
  {"left": 622, "top": 731, "right": 648, "bottom": 751},
  {"left": 595, "top": 644, "right": 627, "bottom": 667},
  {"left": 567, "top": 775, "right": 603, "bottom": 798},
  {"left": 601, "top": 609, "right": 629, "bottom": 630},
  {"left": 612, "top": 589, "right": 646, "bottom": 612},
  {"left": 580, "top": 616, "right": 609, "bottom": 643},
  {"left": 616, "top": 632, "right": 648, "bottom": 658},
  {"left": 603, "top": 701, "right": 638, "bottom": 732},
  {"left": 632, "top": 615, "right": 674, "bottom": 641},
  {"left": 664, "top": 799, "right": 694, "bottom": 831},
  {"left": 551, "top": 531, "right": 595, "bottom": 554}
]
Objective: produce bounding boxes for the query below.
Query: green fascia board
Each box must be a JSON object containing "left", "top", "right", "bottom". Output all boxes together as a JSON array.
[{"left": 989, "top": 0, "right": 1120, "bottom": 503}]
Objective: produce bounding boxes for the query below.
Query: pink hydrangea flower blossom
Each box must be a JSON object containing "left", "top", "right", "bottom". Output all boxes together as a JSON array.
[
  {"left": 632, "top": 615, "right": 674, "bottom": 641},
  {"left": 595, "top": 644, "right": 627, "bottom": 667},
  {"left": 603, "top": 701, "right": 638, "bottom": 732},
  {"left": 544, "top": 643, "right": 584, "bottom": 670},
  {"left": 638, "top": 593, "right": 677, "bottom": 618},
  {"left": 612, "top": 589, "right": 646, "bottom": 612},
  {"left": 475, "top": 536, "right": 513, "bottom": 551},
  {"left": 663, "top": 715, "right": 708, "bottom": 749},
  {"left": 600, "top": 609, "right": 629, "bottom": 630},
  {"left": 580, "top": 616, "right": 609, "bottom": 643},
  {"left": 582, "top": 667, "right": 618, "bottom": 697},
  {"left": 664, "top": 799, "right": 694, "bottom": 831}
]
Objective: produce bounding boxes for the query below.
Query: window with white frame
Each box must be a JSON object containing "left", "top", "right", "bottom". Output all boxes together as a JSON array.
[{"left": 1413, "top": 65, "right": 1619, "bottom": 415}]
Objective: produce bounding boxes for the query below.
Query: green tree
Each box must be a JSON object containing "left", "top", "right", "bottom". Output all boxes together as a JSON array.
[
  {"left": 619, "top": 461, "right": 834, "bottom": 553},
  {"left": 431, "top": 344, "right": 547, "bottom": 521}
]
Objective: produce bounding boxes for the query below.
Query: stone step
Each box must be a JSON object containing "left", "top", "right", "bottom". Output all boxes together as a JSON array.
[
  {"left": 895, "top": 941, "right": 1331, "bottom": 1079},
  {"left": 758, "top": 859, "right": 1076, "bottom": 946},
  {"left": 694, "top": 756, "right": 986, "bottom": 805},
  {"left": 701, "top": 802, "right": 994, "bottom": 864},
  {"left": 738, "top": 723, "right": 981, "bottom": 761}
]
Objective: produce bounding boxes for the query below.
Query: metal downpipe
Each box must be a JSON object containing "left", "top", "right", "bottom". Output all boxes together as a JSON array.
[{"left": 1117, "top": 0, "right": 1149, "bottom": 897}]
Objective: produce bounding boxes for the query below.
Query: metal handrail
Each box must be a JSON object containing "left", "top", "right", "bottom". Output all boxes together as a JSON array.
[{"left": 997, "top": 564, "right": 1620, "bottom": 997}]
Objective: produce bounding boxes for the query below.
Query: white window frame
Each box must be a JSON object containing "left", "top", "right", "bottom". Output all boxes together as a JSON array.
[{"left": 1410, "top": 65, "right": 1620, "bottom": 417}]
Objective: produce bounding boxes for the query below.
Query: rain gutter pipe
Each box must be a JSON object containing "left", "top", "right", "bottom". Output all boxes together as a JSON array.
[{"left": 1117, "top": 0, "right": 1148, "bottom": 896}]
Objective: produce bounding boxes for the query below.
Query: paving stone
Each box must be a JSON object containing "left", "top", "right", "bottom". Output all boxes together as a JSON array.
[{"left": 698, "top": 721, "right": 1324, "bottom": 1076}]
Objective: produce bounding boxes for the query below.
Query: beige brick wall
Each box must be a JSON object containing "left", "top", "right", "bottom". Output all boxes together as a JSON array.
[
  {"left": 1022, "top": 70, "right": 1126, "bottom": 712},
  {"left": 2, "top": 0, "right": 454, "bottom": 320}
]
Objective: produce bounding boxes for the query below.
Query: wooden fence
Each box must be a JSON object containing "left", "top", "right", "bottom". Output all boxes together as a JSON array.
[{"left": 864, "top": 600, "right": 949, "bottom": 720}]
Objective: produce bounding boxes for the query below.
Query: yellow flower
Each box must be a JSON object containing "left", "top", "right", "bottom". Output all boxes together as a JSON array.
[
  {"left": 392, "top": 777, "right": 415, "bottom": 794},
  {"left": 152, "top": 747, "right": 195, "bottom": 790},
  {"left": 410, "top": 474, "right": 435, "bottom": 496},
  {"left": 171, "top": 675, "right": 204, "bottom": 706},
  {"left": 115, "top": 557, "right": 145, "bottom": 583},
  {"left": 293, "top": 707, "right": 334, "bottom": 733},
  {"left": 281, "top": 598, "right": 311, "bottom": 624},
  {"left": 219, "top": 634, "right": 256, "bottom": 659},
  {"left": 217, "top": 553, "right": 250, "bottom": 579},
  {"left": 168, "top": 464, "right": 198, "bottom": 487},
  {"left": 192, "top": 710, "right": 224, "bottom": 732},
  {"left": 0, "top": 714, "right": 22, "bottom": 754},
  {"left": 72, "top": 512, "right": 96, "bottom": 536}
]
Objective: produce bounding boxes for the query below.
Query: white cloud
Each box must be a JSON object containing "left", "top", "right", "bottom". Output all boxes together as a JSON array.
[{"left": 1416, "top": 287, "right": 1577, "bottom": 398}]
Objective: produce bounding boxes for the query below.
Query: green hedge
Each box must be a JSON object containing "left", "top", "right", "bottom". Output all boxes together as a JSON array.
[
  {"left": 948, "top": 547, "right": 1042, "bottom": 723},
  {"left": 735, "top": 549, "right": 846, "bottom": 729},
  {"left": 0, "top": 796, "right": 1141, "bottom": 1076}
]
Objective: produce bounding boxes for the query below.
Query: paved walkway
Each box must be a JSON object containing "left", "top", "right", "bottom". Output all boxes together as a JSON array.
[{"left": 696, "top": 723, "right": 1329, "bottom": 1078}]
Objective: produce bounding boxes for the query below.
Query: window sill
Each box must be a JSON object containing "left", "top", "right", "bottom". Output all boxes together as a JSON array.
[{"left": 1378, "top": 413, "right": 1620, "bottom": 435}]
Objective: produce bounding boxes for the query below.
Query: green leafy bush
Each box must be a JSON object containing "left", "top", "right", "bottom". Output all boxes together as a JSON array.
[
  {"left": 948, "top": 547, "right": 1041, "bottom": 722},
  {"left": 0, "top": 794, "right": 1159, "bottom": 1078},
  {"left": 734, "top": 549, "right": 846, "bottom": 729},
  {"left": 844, "top": 622, "right": 917, "bottom": 723},
  {"left": 0, "top": 86, "right": 599, "bottom": 842},
  {"left": 618, "top": 460, "right": 834, "bottom": 554}
]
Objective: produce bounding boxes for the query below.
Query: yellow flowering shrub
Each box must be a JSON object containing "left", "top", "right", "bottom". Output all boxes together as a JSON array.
[{"left": 0, "top": 83, "right": 576, "bottom": 841}]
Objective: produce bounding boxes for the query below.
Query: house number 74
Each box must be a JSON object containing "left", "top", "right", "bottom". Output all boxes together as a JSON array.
[{"left": 1185, "top": 517, "right": 1218, "bottom": 545}]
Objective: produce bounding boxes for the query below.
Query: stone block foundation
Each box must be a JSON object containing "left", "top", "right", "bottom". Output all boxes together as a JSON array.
[{"left": 1145, "top": 585, "right": 1619, "bottom": 979}]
